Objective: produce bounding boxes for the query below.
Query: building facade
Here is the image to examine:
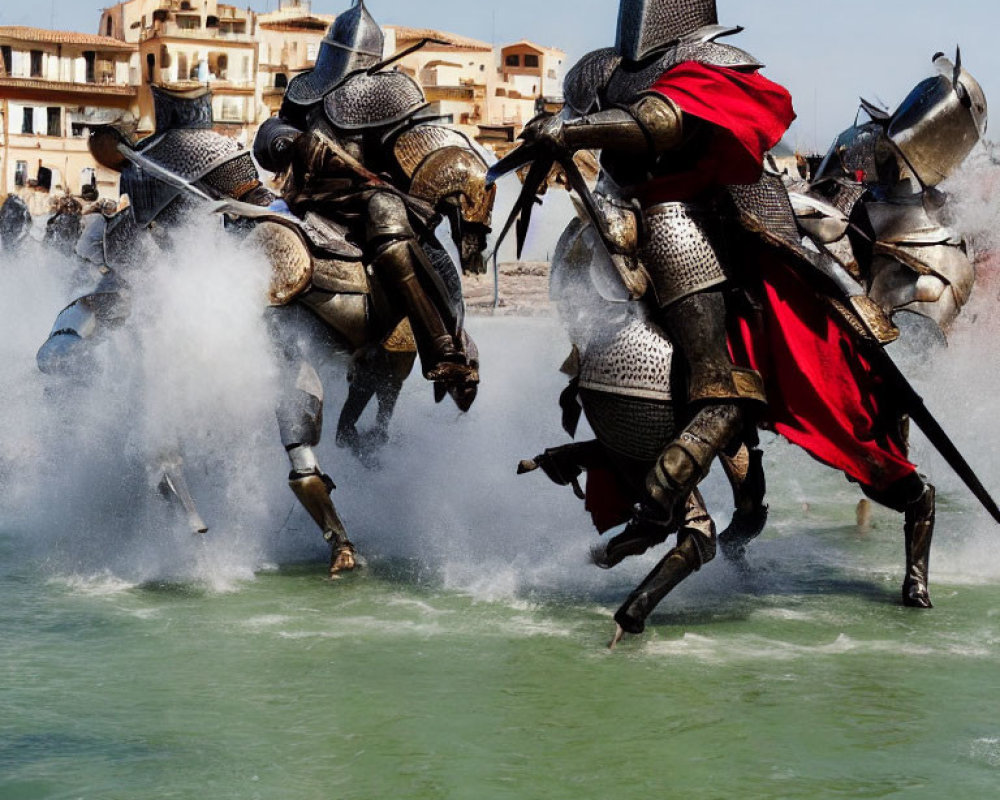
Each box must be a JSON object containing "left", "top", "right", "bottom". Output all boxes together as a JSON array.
[
  {"left": 0, "top": 26, "right": 138, "bottom": 200},
  {"left": 0, "top": 4, "right": 567, "bottom": 204},
  {"left": 99, "top": 0, "right": 263, "bottom": 141}
]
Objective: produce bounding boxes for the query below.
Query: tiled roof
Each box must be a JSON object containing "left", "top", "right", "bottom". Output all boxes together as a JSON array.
[
  {"left": 502, "top": 40, "right": 566, "bottom": 56},
  {"left": 387, "top": 25, "right": 492, "bottom": 52},
  {"left": 0, "top": 26, "right": 136, "bottom": 51}
]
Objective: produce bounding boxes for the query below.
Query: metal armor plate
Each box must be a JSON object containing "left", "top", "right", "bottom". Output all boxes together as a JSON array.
[
  {"left": 409, "top": 147, "right": 494, "bottom": 227},
  {"left": 244, "top": 221, "right": 314, "bottom": 306},
  {"left": 393, "top": 125, "right": 476, "bottom": 177},
  {"left": 579, "top": 316, "right": 674, "bottom": 401},
  {"left": 581, "top": 388, "right": 676, "bottom": 461},
  {"left": 641, "top": 202, "right": 727, "bottom": 307},
  {"left": 727, "top": 172, "right": 802, "bottom": 250},
  {"left": 604, "top": 40, "right": 761, "bottom": 107},
  {"left": 563, "top": 48, "right": 623, "bottom": 115},
  {"left": 323, "top": 71, "right": 429, "bottom": 132}
]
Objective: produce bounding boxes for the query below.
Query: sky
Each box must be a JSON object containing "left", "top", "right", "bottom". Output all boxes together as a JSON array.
[{"left": 2, "top": 0, "right": 997, "bottom": 153}]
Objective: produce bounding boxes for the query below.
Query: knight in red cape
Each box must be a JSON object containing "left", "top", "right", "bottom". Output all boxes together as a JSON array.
[{"left": 515, "top": 0, "right": 936, "bottom": 637}]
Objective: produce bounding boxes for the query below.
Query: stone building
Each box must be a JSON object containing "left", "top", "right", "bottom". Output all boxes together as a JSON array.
[
  {"left": 0, "top": 4, "right": 568, "bottom": 204},
  {"left": 0, "top": 26, "right": 138, "bottom": 200},
  {"left": 99, "top": 0, "right": 263, "bottom": 141}
]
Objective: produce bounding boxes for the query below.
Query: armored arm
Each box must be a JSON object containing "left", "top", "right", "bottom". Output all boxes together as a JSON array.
[{"left": 526, "top": 93, "right": 684, "bottom": 157}]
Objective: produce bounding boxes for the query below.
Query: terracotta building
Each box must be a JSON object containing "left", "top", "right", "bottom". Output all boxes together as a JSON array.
[
  {"left": 99, "top": 0, "right": 263, "bottom": 142},
  {"left": 0, "top": 26, "right": 138, "bottom": 200}
]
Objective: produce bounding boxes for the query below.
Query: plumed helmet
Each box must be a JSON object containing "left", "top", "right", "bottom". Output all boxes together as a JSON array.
[
  {"left": 888, "top": 51, "right": 988, "bottom": 187},
  {"left": 615, "top": 0, "right": 718, "bottom": 62},
  {"left": 284, "top": 0, "right": 384, "bottom": 107},
  {"left": 0, "top": 194, "right": 32, "bottom": 251},
  {"left": 151, "top": 85, "right": 214, "bottom": 132}
]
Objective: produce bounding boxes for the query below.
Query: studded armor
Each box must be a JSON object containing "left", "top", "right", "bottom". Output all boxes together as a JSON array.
[{"left": 616, "top": 0, "right": 719, "bottom": 62}]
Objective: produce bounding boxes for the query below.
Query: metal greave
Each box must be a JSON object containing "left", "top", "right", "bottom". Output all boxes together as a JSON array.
[{"left": 614, "top": 489, "right": 717, "bottom": 633}]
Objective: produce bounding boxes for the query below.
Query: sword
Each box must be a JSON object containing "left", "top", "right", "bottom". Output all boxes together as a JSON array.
[{"left": 865, "top": 342, "right": 1000, "bottom": 524}]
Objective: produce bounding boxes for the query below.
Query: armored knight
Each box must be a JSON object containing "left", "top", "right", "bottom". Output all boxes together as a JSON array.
[
  {"left": 519, "top": 215, "right": 724, "bottom": 642},
  {"left": 38, "top": 86, "right": 274, "bottom": 376},
  {"left": 253, "top": 0, "right": 492, "bottom": 403},
  {"left": 496, "top": 0, "right": 958, "bottom": 638},
  {"left": 792, "top": 52, "right": 987, "bottom": 339},
  {"left": 36, "top": 86, "right": 275, "bottom": 534}
]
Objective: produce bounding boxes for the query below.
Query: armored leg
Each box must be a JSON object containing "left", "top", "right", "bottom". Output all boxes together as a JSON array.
[
  {"left": 336, "top": 346, "right": 415, "bottom": 465},
  {"left": 644, "top": 292, "right": 762, "bottom": 525},
  {"left": 366, "top": 192, "right": 477, "bottom": 400},
  {"left": 613, "top": 490, "right": 717, "bottom": 635},
  {"left": 36, "top": 273, "right": 129, "bottom": 378},
  {"left": 155, "top": 453, "right": 209, "bottom": 534},
  {"left": 718, "top": 434, "right": 768, "bottom": 563},
  {"left": 903, "top": 483, "right": 935, "bottom": 608},
  {"left": 862, "top": 474, "right": 935, "bottom": 608},
  {"left": 277, "top": 360, "right": 356, "bottom": 576}
]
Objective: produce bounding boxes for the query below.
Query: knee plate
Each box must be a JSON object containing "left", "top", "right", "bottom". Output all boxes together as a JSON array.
[
  {"left": 277, "top": 362, "right": 324, "bottom": 448},
  {"left": 367, "top": 192, "right": 413, "bottom": 244}
]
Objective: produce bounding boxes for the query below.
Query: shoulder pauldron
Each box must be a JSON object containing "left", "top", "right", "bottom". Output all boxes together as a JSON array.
[
  {"left": 394, "top": 125, "right": 495, "bottom": 227},
  {"left": 323, "top": 70, "right": 429, "bottom": 132},
  {"left": 563, "top": 48, "right": 623, "bottom": 115}
]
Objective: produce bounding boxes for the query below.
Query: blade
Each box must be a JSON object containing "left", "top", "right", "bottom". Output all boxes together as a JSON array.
[
  {"left": 873, "top": 347, "right": 1000, "bottom": 524},
  {"left": 117, "top": 142, "right": 215, "bottom": 203},
  {"left": 515, "top": 159, "right": 552, "bottom": 258},
  {"left": 486, "top": 143, "right": 540, "bottom": 187},
  {"left": 491, "top": 154, "right": 553, "bottom": 259}
]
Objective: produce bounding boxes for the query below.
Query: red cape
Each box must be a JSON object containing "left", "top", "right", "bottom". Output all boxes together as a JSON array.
[
  {"left": 580, "top": 61, "right": 915, "bottom": 532},
  {"left": 729, "top": 250, "right": 916, "bottom": 491}
]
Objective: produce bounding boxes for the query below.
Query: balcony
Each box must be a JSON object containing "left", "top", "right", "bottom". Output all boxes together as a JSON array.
[{"left": 0, "top": 74, "right": 137, "bottom": 98}]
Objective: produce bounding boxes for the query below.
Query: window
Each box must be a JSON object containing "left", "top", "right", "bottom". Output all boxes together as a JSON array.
[
  {"left": 30, "top": 50, "right": 43, "bottom": 78},
  {"left": 1, "top": 46, "right": 11, "bottom": 76},
  {"left": 307, "top": 42, "right": 318, "bottom": 62},
  {"left": 71, "top": 122, "right": 88, "bottom": 138},
  {"left": 84, "top": 51, "right": 96, "bottom": 83},
  {"left": 274, "top": 72, "right": 288, "bottom": 89},
  {"left": 219, "top": 97, "right": 244, "bottom": 122},
  {"left": 146, "top": 53, "right": 155, "bottom": 82},
  {"left": 47, "top": 107, "right": 61, "bottom": 137},
  {"left": 176, "top": 15, "right": 201, "bottom": 30},
  {"left": 21, "top": 107, "right": 34, "bottom": 134},
  {"left": 524, "top": 54, "right": 539, "bottom": 68},
  {"left": 106, "top": 17, "right": 113, "bottom": 36},
  {"left": 505, "top": 54, "right": 519, "bottom": 67},
  {"left": 14, "top": 161, "right": 28, "bottom": 187}
]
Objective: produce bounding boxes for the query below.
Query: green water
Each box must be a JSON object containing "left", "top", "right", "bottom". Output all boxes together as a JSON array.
[
  {"left": 4, "top": 319, "right": 1000, "bottom": 799},
  {"left": 4, "top": 501, "right": 1000, "bottom": 799}
]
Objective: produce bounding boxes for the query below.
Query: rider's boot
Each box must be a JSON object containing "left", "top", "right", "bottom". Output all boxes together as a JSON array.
[
  {"left": 903, "top": 483, "right": 935, "bottom": 608},
  {"left": 614, "top": 490, "right": 717, "bottom": 634}
]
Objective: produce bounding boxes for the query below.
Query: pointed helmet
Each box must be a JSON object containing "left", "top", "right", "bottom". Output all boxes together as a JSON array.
[
  {"left": 284, "top": 0, "right": 384, "bottom": 107},
  {"left": 615, "top": 0, "right": 718, "bottom": 62}
]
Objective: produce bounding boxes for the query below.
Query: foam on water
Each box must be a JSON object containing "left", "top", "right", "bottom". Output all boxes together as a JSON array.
[{"left": 3, "top": 163, "right": 1000, "bottom": 617}]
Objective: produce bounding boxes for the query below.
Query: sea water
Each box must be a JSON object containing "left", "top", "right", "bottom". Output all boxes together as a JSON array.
[{"left": 3, "top": 192, "right": 1000, "bottom": 798}]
